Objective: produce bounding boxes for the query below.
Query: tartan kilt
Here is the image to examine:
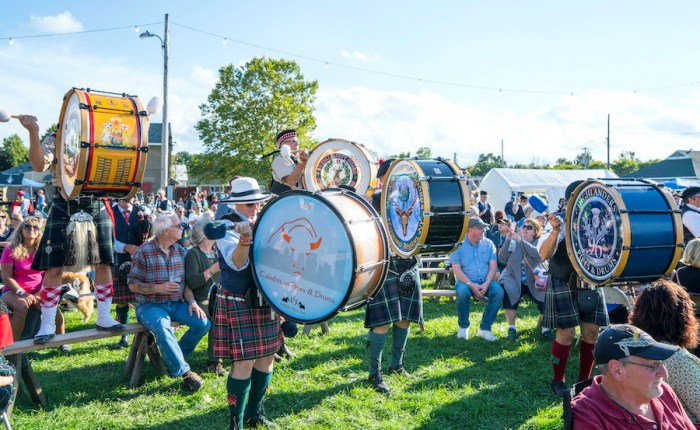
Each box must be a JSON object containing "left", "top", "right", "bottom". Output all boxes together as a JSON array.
[
  {"left": 32, "top": 196, "right": 114, "bottom": 271},
  {"left": 213, "top": 291, "right": 282, "bottom": 361},
  {"left": 543, "top": 277, "right": 609, "bottom": 330},
  {"left": 365, "top": 271, "right": 423, "bottom": 329},
  {"left": 111, "top": 253, "right": 136, "bottom": 304}
]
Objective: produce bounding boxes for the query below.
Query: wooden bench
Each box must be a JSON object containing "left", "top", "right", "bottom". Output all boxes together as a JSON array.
[{"left": 3, "top": 322, "right": 170, "bottom": 412}]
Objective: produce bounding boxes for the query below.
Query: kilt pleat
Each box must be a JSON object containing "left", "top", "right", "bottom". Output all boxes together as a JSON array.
[{"left": 365, "top": 272, "right": 423, "bottom": 329}]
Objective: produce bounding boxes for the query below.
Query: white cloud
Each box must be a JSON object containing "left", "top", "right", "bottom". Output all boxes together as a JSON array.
[
  {"left": 30, "top": 12, "right": 84, "bottom": 33},
  {"left": 340, "top": 50, "right": 380, "bottom": 62},
  {"left": 315, "top": 87, "right": 700, "bottom": 167}
]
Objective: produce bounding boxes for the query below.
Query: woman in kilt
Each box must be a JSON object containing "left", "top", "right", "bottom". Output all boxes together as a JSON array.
[{"left": 207, "top": 177, "right": 281, "bottom": 430}]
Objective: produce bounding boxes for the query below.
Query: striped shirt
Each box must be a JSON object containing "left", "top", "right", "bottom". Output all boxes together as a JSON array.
[{"left": 128, "top": 239, "right": 186, "bottom": 303}]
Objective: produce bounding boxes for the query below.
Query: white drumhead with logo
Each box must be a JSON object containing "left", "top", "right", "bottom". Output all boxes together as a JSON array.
[{"left": 302, "top": 139, "right": 378, "bottom": 195}]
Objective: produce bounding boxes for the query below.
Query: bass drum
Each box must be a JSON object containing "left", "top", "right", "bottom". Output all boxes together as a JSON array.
[
  {"left": 565, "top": 178, "right": 683, "bottom": 286},
  {"left": 381, "top": 158, "right": 469, "bottom": 258},
  {"left": 55, "top": 88, "right": 149, "bottom": 200},
  {"left": 251, "top": 188, "right": 388, "bottom": 324},
  {"left": 301, "top": 139, "right": 379, "bottom": 195}
]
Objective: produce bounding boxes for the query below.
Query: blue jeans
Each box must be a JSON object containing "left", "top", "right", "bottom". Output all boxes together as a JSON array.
[
  {"left": 455, "top": 281, "right": 504, "bottom": 331},
  {"left": 136, "top": 301, "right": 211, "bottom": 377}
]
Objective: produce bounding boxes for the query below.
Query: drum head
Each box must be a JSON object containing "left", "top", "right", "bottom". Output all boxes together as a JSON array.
[
  {"left": 252, "top": 190, "right": 357, "bottom": 323},
  {"left": 303, "top": 139, "right": 377, "bottom": 194},
  {"left": 57, "top": 91, "right": 86, "bottom": 198},
  {"left": 381, "top": 159, "right": 430, "bottom": 257}
]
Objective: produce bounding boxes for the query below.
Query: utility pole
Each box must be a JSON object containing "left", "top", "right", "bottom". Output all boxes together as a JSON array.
[
  {"left": 606, "top": 114, "right": 610, "bottom": 170},
  {"left": 162, "top": 14, "right": 170, "bottom": 193}
]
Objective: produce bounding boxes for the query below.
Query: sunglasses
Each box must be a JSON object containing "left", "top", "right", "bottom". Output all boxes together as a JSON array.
[
  {"left": 245, "top": 202, "right": 261, "bottom": 207},
  {"left": 10, "top": 218, "right": 20, "bottom": 221},
  {"left": 23, "top": 225, "right": 40, "bottom": 231},
  {"left": 521, "top": 225, "right": 535, "bottom": 230},
  {"left": 170, "top": 224, "right": 184, "bottom": 229},
  {"left": 0, "top": 216, "right": 6, "bottom": 219}
]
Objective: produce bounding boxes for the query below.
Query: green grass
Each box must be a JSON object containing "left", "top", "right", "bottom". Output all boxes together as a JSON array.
[{"left": 9, "top": 293, "right": 574, "bottom": 429}]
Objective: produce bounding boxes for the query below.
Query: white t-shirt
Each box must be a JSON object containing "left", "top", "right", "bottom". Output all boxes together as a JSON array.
[{"left": 271, "top": 155, "right": 297, "bottom": 187}]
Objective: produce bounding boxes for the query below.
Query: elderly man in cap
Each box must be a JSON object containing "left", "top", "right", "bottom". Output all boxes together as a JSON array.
[
  {"left": 127, "top": 212, "right": 210, "bottom": 392},
  {"left": 449, "top": 217, "right": 504, "bottom": 341},
  {"left": 571, "top": 324, "right": 695, "bottom": 429},
  {"left": 364, "top": 159, "right": 423, "bottom": 396},
  {"left": 269, "top": 129, "right": 309, "bottom": 195},
  {"left": 206, "top": 177, "right": 282, "bottom": 429},
  {"left": 681, "top": 186, "right": 700, "bottom": 243}
]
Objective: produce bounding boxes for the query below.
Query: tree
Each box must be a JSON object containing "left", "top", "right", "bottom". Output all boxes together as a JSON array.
[
  {"left": 194, "top": 57, "right": 318, "bottom": 183},
  {"left": 415, "top": 147, "right": 432, "bottom": 159},
  {"left": 0, "top": 134, "right": 29, "bottom": 171},
  {"left": 467, "top": 153, "right": 506, "bottom": 177},
  {"left": 386, "top": 151, "right": 412, "bottom": 159}
]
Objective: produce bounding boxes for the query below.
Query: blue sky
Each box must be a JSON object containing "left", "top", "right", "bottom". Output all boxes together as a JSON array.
[{"left": 1, "top": 1, "right": 699, "bottom": 167}]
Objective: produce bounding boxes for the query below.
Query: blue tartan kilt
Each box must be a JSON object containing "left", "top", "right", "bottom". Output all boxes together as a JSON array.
[
  {"left": 212, "top": 290, "right": 281, "bottom": 361},
  {"left": 365, "top": 271, "right": 423, "bottom": 329}
]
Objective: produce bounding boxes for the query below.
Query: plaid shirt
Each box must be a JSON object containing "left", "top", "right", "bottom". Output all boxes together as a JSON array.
[{"left": 128, "top": 239, "right": 186, "bottom": 304}]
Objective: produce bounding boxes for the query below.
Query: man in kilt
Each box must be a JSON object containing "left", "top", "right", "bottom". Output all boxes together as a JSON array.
[
  {"left": 365, "top": 160, "right": 423, "bottom": 396},
  {"left": 127, "top": 213, "right": 210, "bottom": 391},
  {"left": 537, "top": 180, "right": 609, "bottom": 397},
  {"left": 206, "top": 177, "right": 281, "bottom": 430},
  {"left": 19, "top": 115, "right": 125, "bottom": 343}
]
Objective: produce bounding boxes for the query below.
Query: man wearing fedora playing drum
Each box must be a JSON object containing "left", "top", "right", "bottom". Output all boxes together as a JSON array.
[
  {"left": 270, "top": 129, "right": 309, "bottom": 195},
  {"left": 18, "top": 115, "right": 125, "bottom": 344},
  {"left": 206, "top": 177, "right": 281, "bottom": 429}
]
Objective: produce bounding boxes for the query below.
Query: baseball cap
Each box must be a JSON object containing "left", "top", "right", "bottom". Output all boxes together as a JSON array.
[
  {"left": 594, "top": 324, "right": 679, "bottom": 365},
  {"left": 16, "top": 190, "right": 24, "bottom": 196},
  {"left": 468, "top": 218, "right": 489, "bottom": 229}
]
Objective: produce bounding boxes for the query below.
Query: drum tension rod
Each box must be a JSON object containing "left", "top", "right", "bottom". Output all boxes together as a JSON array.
[
  {"left": 418, "top": 176, "right": 460, "bottom": 182},
  {"left": 622, "top": 244, "right": 678, "bottom": 250},
  {"left": 75, "top": 180, "right": 142, "bottom": 187},
  {"left": 357, "top": 261, "right": 387, "bottom": 272},
  {"left": 422, "top": 210, "right": 470, "bottom": 217},
  {"left": 80, "top": 142, "right": 149, "bottom": 152},
  {"left": 619, "top": 209, "right": 675, "bottom": 214}
]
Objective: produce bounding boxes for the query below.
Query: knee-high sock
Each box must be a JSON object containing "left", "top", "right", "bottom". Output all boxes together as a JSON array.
[
  {"left": 227, "top": 376, "right": 251, "bottom": 430},
  {"left": 390, "top": 325, "right": 410, "bottom": 368},
  {"left": 367, "top": 331, "right": 388, "bottom": 376},
  {"left": 245, "top": 368, "right": 272, "bottom": 418},
  {"left": 95, "top": 283, "right": 121, "bottom": 327},
  {"left": 115, "top": 304, "right": 129, "bottom": 325},
  {"left": 36, "top": 284, "right": 62, "bottom": 336},
  {"left": 578, "top": 341, "right": 596, "bottom": 382},
  {"left": 551, "top": 340, "right": 571, "bottom": 383}
]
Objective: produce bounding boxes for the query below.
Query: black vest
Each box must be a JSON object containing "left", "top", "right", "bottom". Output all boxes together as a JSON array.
[
  {"left": 549, "top": 233, "right": 575, "bottom": 281},
  {"left": 682, "top": 204, "right": 700, "bottom": 244},
  {"left": 114, "top": 207, "right": 145, "bottom": 247},
  {"left": 218, "top": 212, "right": 256, "bottom": 295},
  {"left": 478, "top": 201, "right": 492, "bottom": 224}
]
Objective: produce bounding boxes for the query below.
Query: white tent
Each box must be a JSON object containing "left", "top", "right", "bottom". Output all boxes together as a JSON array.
[{"left": 479, "top": 168, "right": 619, "bottom": 213}]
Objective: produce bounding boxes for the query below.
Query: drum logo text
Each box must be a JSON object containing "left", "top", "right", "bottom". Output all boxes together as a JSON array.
[
  {"left": 316, "top": 153, "right": 359, "bottom": 189},
  {"left": 570, "top": 185, "right": 622, "bottom": 282}
]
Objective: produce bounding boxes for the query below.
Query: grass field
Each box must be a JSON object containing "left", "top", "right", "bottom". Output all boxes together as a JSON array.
[{"left": 9, "top": 292, "right": 573, "bottom": 429}]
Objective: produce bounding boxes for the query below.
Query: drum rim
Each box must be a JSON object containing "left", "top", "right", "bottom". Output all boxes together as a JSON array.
[
  {"left": 302, "top": 138, "right": 378, "bottom": 195},
  {"left": 250, "top": 188, "right": 361, "bottom": 324}
]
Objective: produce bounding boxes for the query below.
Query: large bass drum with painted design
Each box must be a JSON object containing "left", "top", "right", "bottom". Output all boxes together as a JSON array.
[
  {"left": 565, "top": 178, "right": 683, "bottom": 286},
  {"left": 301, "top": 139, "right": 379, "bottom": 196},
  {"left": 251, "top": 188, "right": 388, "bottom": 324},
  {"left": 381, "top": 158, "right": 469, "bottom": 258},
  {"left": 55, "top": 88, "right": 149, "bottom": 200}
]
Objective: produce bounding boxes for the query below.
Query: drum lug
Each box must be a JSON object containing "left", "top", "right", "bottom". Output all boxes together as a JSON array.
[{"left": 423, "top": 211, "right": 435, "bottom": 217}]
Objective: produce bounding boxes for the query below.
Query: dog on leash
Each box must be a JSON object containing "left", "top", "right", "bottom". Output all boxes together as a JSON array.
[{"left": 60, "top": 272, "right": 94, "bottom": 322}]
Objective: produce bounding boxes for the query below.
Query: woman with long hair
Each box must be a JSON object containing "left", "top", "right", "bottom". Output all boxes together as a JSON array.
[
  {"left": 0, "top": 217, "right": 52, "bottom": 341},
  {"left": 629, "top": 279, "right": 700, "bottom": 425}
]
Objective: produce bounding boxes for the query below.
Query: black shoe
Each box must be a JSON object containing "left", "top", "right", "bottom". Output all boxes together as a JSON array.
[
  {"left": 244, "top": 414, "right": 277, "bottom": 428},
  {"left": 59, "top": 344, "right": 72, "bottom": 353},
  {"left": 182, "top": 371, "right": 204, "bottom": 392},
  {"left": 113, "top": 337, "right": 130, "bottom": 349},
  {"left": 96, "top": 323, "right": 125, "bottom": 332},
  {"left": 277, "top": 343, "right": 296, "bottom": 359},
  {"left": 368, "top": 373, "right": 391, "bottom": 397},
  {"left": 273, "top": 353, "right": 283, "bottom": 363},
  {"left": 388, "top": 366, "right": 414, "bottom": 379},
  {"left": 550, "top": 380, "right": 569, "bottom": 397},
  {"left": 34, "top": 333, "right": 55, "bottom": 344}
]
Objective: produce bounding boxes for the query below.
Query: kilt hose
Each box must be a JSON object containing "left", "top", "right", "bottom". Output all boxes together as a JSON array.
[
  {"left": 543, "top": 277, "right": 609, "bottom": 330},
  {"left": 213, "top": 291, "right": 281, "bottom": 361},
  {"left": 32, "top": 196, "right": 114, "bottom": 271},
  {"left": 365, "top": 270, "right": 423, "bottom": 329}
]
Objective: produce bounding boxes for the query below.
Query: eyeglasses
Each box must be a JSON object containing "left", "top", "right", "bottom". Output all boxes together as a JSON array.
[
  {"left": 521, "top": 225, "right": 535, "bottom": 230},
  {"left": 10, "top": 217, "right": 20, "bottom": 221},
  {"left": 23, "top": 225, "right": 40, "bottom": 231},
  {"left": 621, "top": 359, "right": 666, "bottom": 372},
  {"left": 170, "top": 224, "right": 184, "bottom": 229}
]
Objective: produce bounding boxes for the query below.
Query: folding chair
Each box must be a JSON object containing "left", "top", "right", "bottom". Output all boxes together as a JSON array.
[{"left": 562, "top": 378, "right": 593, "bottom": 430}]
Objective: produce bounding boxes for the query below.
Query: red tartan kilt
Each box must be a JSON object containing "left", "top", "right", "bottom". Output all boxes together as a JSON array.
[
  {"left": 111, "top": 262, "right": 136, "bottom": 304},
  {"left": 213, "top": 293, "right": 282, "bottom": 361}
]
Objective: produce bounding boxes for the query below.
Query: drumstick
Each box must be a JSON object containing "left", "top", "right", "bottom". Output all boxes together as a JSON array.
[{"left": 0, "top": 107, "right": 19, "bottom": 123}]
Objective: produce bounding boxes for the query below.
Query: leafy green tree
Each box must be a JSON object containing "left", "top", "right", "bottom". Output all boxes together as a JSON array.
[
  {"left": 0, "top": 134, "right": 29, "bottom": 171},
  {"left": 415, "top": 147, "right": 432, "bottom": 159},
  {"left": 386, "top": 151, "right": 412, "bottom": 159},
  {"left": 194, "top": 57, "right": 318, "bottom": 183},
  {"left": 467, "top": 153, "right": 506, "bottom": 177}
]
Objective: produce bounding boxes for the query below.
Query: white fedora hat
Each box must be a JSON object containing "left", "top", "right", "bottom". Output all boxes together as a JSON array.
[{"left": 224, "top": 177, "right": 272, "bottom": 203}]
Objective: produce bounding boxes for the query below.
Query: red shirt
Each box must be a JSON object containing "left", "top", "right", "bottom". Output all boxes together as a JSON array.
[{"left": 572, "top": 375, "right": 696, "bottom": 429}]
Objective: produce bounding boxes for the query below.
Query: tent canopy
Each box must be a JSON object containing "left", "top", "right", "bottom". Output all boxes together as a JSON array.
[{"left": 479, "top": 168, "right": 619, "bottom": 213}]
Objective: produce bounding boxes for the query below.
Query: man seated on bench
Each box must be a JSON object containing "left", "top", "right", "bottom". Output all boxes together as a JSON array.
[
  {"left": 571, "top": 324, "right": 695, "bottom": 429},
  {"left": 128, "top": 213, "right": 210, "bottom": 392}
]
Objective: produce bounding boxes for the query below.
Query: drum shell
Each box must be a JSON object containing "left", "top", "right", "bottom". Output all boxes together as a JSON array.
[
  {"left": 381, "top": 158, "right": 468, "bottom": 257},
  {"left": 55, "top": 88, "right": 148, "bottom": 200},
  {"left": 565, "top": 179, "right": 683, "bottom": 285},
  {"left": 302, "top": 139, "right": 379, "bottom": 195},
  {"left": 251, "top": 189, "right": 388, "bottom": 324}
]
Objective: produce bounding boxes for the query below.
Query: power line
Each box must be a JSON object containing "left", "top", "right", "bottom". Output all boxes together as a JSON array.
[{"left": 1, "top": 22, "right": 161, "bottom": 40}]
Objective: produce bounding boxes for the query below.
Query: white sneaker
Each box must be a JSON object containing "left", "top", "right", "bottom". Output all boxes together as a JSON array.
[
  {"left": 457, "top": 328, "right": 469, "bottom": 339},
  {"left": 477, "top": 329, "right": 497, "bottom": 341}
]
